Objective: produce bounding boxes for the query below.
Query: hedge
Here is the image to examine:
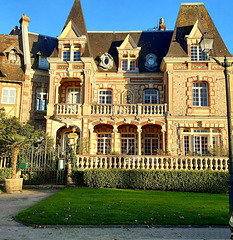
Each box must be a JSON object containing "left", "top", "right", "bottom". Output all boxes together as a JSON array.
[
  {"left": 0, "top": 168, "right": 12, "bottom": 182},
  {"left": 71, "top": 169, "right": 229, "bottom": 194}
]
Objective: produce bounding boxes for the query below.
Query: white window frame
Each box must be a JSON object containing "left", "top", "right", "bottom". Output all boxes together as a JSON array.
[
  {"left": 191, "top": 45, "right": 207, "bottom": 61},
  {"left": 182, "top": 129, "right": 221, "bottom": 156},
  {"left": 66, "top": 88, "right": 81, "bottom": 104},
  {"left": 97, "top": 134, "right": 112, "bottom": 155},
  {"left": 98, "top": 90, "right": 112, "bottom": 104},
  {"left": 36, "top": 88, "right": 48, "bottom": 111},
  {"left": 121, "top": 134, "right": 135, "bottom": 155},
  {"left": 1, "top": 87, "right": 16, "bottom": 105},
  {"left": 144, "top": 90, "right": 159, "bottom": 104},
  {"left": 192, "top": 83, "right": 208, "bottom": 107}
]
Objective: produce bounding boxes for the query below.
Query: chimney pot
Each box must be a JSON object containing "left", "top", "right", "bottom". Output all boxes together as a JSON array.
[{"left": 159, "top": 18, "right": 166, "bottom": 31}]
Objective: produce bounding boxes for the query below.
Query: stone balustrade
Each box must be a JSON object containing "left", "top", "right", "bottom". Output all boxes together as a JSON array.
[
  {"left": 55, "top": 104, "right": 81, "bottom": 115},
  {"left": 91, "top": 104, "right": 167, "bottom": 116},
  {"left": 75, "top": 155, "right": 229, "bottom": 171}
]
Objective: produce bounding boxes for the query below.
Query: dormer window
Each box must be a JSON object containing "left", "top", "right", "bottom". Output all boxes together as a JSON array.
[
  {"left": 39, "top": 56, "right": 49, "bottom": 70},
  {"left": 73, "top": 45, "right": 81, "bottom": 61},
  {"left": 129, "top": 61, "right": 136, "bottom": 71},
  {"left": 122, "top": 61, "right": 128, "bottom": 71},
  {"left": 191, "top": 45, "right": 207, "bottom": 61},
  {"left": 62, "top": 45, "right": 71, "bottom": 61},
  {"left": 117, "top": 34, "right": 141, "bottom": 72},
  {"left": 8, "top": 50, "right": 20, "bottom": 64}
]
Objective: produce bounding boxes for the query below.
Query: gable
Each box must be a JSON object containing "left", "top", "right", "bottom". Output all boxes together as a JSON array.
[{"left": 59, "top": 20, "right": 82, "bottom": 39}]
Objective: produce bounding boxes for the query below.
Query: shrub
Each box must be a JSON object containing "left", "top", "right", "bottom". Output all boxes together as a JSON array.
[
  {"left": 71, "top": 169, "right": 229, "bottom": 194},
  {"left": 0, "top": 168, "right": 12, "bottom": 182}
]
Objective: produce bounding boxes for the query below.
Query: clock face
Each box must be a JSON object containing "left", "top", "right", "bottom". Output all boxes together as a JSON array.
[{"left": 148, "top": 57, "right": 155, "bottom": 65}]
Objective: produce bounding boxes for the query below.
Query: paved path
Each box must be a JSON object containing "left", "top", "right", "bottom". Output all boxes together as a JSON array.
[{"left": 0, "top": 189, "right": 231, "bottom": 240}]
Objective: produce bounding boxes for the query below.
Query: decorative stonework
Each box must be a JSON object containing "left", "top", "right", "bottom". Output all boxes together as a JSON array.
[
  {"left": 173, "top": 64, "right": 188, "bottom": 70},
  {"left": 99, "top": 53, "right": 113, "bottom": 70}
]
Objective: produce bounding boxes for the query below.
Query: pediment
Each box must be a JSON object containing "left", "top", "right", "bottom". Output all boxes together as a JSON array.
[
  {"left": 2, "top": 45, "right": 23, "bottom": 55},
  {"left": 59, "top": 20, "right": 82, "bottom": 39},
  {"left": 118, "top": 34, "right": 138, "bottom": 50},
  {"left": 186, "top": 19, "right": 207, "bottom": 39}
]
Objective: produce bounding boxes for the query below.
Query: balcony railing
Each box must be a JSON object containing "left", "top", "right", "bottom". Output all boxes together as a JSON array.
[
  {"left": 74, "top": 155, "right": 229, "bottom": 171},
  {"left": 91, "top": 104, "right": 167, "bottom": 116},
  {"left": 55, "top": 104, "right": 82, "bottom": 115}
]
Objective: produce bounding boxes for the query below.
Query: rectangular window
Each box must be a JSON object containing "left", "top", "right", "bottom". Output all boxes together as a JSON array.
[
  {"left": 144, "top": 90, "right": 159, "bottom": 104},
  {"left": 191, "top": 45, "right": 207, "bottom": 61},
  {"left": 36, "top": 88, "right": 48, "bottom": 111},
  {"left": 73, "top": 51, "right": 81, "bottom": 61},
  {"left": 63, "top": 51, "right": 70, "bottom": 61},
  {"left": 144, "top": 134, "right": 159, "bottom": 155},
  {"left": 39, "top": 57, "right": 49, "bottom": 70},
  {"left": 98, "top": 90, "right": 112, "bottom": 104},
  {"left": 194, "top": 136, "right": 208, "bottom": 156},
  {"left": 122, "top": 61, "right": 128, "bottom": 71},
  {"left": 121, "top": 134, "right": 135, "bottom": 155},
  {"left": 1, "top": 87, "right": 16, "bottom": 104},
  {"left": 192, "top": 83, "right": 208, "bottom": 107},
  {"left": 184, "top": 136, "right": 190, "bottom": 155},
  {"left": 67, "top": 88, "right": 80, "bottom": 104},
  {"left": 130, "top": 61, "right": 136, "bottom": 71},
  {"left": 97, "top": 134, "right": 111, "bottom": 155}
]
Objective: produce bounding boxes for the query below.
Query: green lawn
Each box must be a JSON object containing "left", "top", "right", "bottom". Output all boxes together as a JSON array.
[{"left": 15, "top": 188, "right": 228, "bottom": 225}]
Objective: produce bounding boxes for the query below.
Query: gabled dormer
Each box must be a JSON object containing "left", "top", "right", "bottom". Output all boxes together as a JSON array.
[
  {"left": 185, "top": 19, "right": 212, "bottom": 61},
  {"left": 3, "top": 45, "right": 23, "bottom": 65},
  {"left": 58, "top": 20, "right": 87, "bottom": 62},
  {"left": 117, "top": 34, "right": 141, "bottom": 72}
]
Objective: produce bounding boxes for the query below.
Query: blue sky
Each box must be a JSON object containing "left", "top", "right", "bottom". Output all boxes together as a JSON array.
[{"left": 1, "top": 0, "right": 233, "bottom": 54}]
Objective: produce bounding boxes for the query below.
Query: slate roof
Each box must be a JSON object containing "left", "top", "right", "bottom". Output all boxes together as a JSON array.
[
  {"left": 0, "top": 34, "right": 25, "bottom": 81},
  {"left": 88, "top": 31, "right": 173, "bottom": 72},
  {"left": 166, "top": 3, "right": 232, "bottom": 58},
  {"left": 28, "top": 33, "right": 58, "bottom": 68},
  {"left": 63, "top": 0, "right": 91, "bottom": 57}
]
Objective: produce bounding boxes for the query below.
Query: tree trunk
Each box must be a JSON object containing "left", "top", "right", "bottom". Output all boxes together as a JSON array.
[{"left": 12, "top": 148, "right": 19, "bottom": 179}]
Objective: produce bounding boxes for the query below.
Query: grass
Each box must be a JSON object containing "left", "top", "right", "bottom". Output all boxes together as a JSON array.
[{"left": 15, "top": 188, "right": 229, "bottom": 225}]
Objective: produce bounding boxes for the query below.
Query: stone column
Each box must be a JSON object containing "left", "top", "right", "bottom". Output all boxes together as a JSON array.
[
  {"left": 137, "top": 125, "right": 142, "bottom": 155},
  {"left": 89, "top": 126, "right": 94, "bottom": 155},
  {"left": 113, "top": 125, "right": 118, "bottom": 153},
  {"left": 55, "top": 83, "right": 61, "bottom": 104},
  {"left": 162, "top": 124, "right": 166, "bottom": 153}
]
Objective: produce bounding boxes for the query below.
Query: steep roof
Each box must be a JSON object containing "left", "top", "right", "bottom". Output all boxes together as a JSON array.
[
  {"left": 166, "top": 3, "right": 232, "bottom": 58},
  {"left": 63, "top": 0, "right": 91, "bottom": 57},
  {"left": 28, "top": 33, "right": 58, "bottom": 69},
  {"left": 88, "top": 31, "right": 173, "bottom": 72},
  {"left": 0, "top": 34, "right": 25, "bottom": 81}
]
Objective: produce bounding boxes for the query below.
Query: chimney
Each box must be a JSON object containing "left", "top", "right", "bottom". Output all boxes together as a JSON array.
[
  {"left": 19, "top": 14, "right": 31, "bottom": 73},
  {"left": 19, "top": 14, "right": 30, "bottom": 28},
  {"left": 159, "top": 18, "right": 166, "bottom": 31}
]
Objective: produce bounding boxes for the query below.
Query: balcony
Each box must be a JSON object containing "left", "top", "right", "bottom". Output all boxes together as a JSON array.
[
  {"left": 54, "top": 103, "right": 167, "bottom": 117},
  {"left": 91, "top": 104, "right": 167, "bottom": 116},
  {"left": 55, "top": 104, "right": 82, "bottom": 115}
]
